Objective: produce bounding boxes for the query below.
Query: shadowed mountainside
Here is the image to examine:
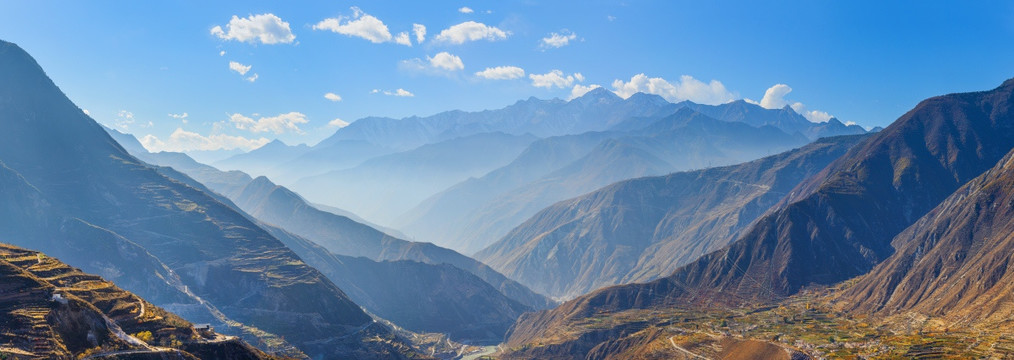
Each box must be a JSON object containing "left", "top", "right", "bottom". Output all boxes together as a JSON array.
[
  {"left": 478, "top": 134, "right": 868, "bottom": 299},
  {"left": 506, "top": 77, "right": 1014, "bottom": 347}
]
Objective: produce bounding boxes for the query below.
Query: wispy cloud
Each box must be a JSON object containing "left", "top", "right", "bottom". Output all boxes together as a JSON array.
[
  {"left": 475, "top": 66, "right": 525, "bottom": 80},
  {"left": 540, "top": 30, "right": 577, "bottom": 49},
  {"left": 229, "top": 112, "right": 309, "bottom": 134},
  {"left": 754, "top": 84, "right": 834, "bottom": 123},
  {"left": 611, "top": 74, "right": 735, "bottom": 105},
  {"left": 140, "top": 128, "right": 270, "bottom": 152},
  {"left": 371, "top": 88, "right": 414, "bottom": 97},
  {"left": 458, "top": 7, "right": 474, "bottom": 14}
]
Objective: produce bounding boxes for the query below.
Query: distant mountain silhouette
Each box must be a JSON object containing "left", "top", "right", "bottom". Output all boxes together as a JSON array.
[{"left": 478, "top": 134, "right": 867, "bottom": 299}]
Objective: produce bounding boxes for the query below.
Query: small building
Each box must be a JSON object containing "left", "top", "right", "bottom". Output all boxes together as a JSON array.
[
  {"left": 195, "top": 324, "right": 214, "bottom": 338},
  {"left": 51, "top": 292, "right": 68, "bottom": 305}
]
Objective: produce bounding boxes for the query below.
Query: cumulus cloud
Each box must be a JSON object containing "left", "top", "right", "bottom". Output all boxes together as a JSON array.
[
  {"left": 433, "top": 21, "right": 509, "bottom": 44},
  {"left": 790, "top": 102, "right": 834, "bottom": 123},
  {"left": 229, "top": 112, "right": 309, "bottom": 134},
  {"left": 759, "top": 84, "right": 792, "bottom": 109},
  {"left": 371, "top": 88, "right": 414, "bottom": 97},
  {"left": 475, "top": 66, "right": 525, "bottom": 80},
  {"left": 211, "top": 14, "right": 295, "bottom": 45},
  {"left": 428, "top": 52, "right": 464, "bottom": 71},
  {"left": 611, "top": 74, "right": 735, "bottom": 105},
  {"left": 328, "top": 118, "right": 350, "bottom": 128},
  {"left": 540, "top": 30, "right": 577, "bottom": 49},
  {"left": 569, "top": 84, "right": 602, "bottom": 99},
  {"left": 394, "top": 32, "right": 412, "bottom": 46},
  {"left": 458, "top": 6, "right": 474, "bottom": 13},
  {"left": 413, "top": 23, "right": 426, "bottom": 43},
  {"left": 229, "top": 61, "right": 251, "bottom": 75},
  {"left": 756, "top": 84, "right": 834, "bottom": 123},
  {"left": 313, "top": 7, "right": 410, "bottom": 46},
  {"left": 324, "top": 93, "right": 342, "bottom": 102},
  {"left": 140, "top": 128, "right": 270, "bottom": 152},
  {"left": 219, "top": 50, "right": 226, "bottom": 56},
  {"left": 246, "top": 73, "right": 258, "bottom": 82},
  {"left": 530, "top": 70, "right": 584, "bottom": 89}
]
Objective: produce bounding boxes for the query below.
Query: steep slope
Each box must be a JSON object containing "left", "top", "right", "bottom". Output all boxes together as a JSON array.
[
  {"left": 479, "top": 134, "right": 867, "bottom": 299},
  {"left": 450, "top": 110, "right": 807, "bottom": 254},
  {"left": 0, "top": 39, "right": 422, "bottom": 359},
  {"left": 103, "top": 133, "right": 554, "bottom": 342},
  {"left": 507, "top": 78, "right": 1014, "bottom": 346},
  {"left": 263, "top": 226, "right": 530, "bottom": 343},
  {"left": 0, "top": 243, "right": 273, "bottom": 360},
  {"left": 836, "top": 145, "right": 1014, "bottom": 328},
  {"left": 293, "top": 132, "right": 539, "bottom": 224},
  {"left": 231, "top": 176, "right": 553, "bottom": 310}
]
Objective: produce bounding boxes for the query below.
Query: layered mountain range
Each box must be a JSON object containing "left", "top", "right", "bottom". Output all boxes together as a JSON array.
[
  {"left": 502, "top": 78, "right": 1014, "bottom": 357},
  {"left": 477, "top": 133, "right": 869, "bottom": 299},
  {"left": 103, "top": 128, "right": 553, "bottom": 343},
  {"left": 0, "top": 39, "right": 430, "bottom": 359},
  {"left": 213, "top": 87, "right": 864, "bottom": 256}
]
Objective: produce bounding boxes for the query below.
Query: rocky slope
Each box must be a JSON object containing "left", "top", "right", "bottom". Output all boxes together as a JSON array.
[
  {"left": 478, "top": 134, "right": 867, "bottom": 299},
  {"left": 836, "top": 144, "right": 1014, "bottom": 328},
  {"left": 0, "top": 243, "right": 274, "bottom": 360},
  {"left": 506, "top": 77, "right": 1014, "bottom": 346},
  {"left": 0, "top": 39, "right": 425, "bottom": 359}
]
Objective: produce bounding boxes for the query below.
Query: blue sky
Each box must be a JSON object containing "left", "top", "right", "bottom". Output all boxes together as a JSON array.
[{"left": 2, "top": 1, "right": 1013, "bottom": 152}]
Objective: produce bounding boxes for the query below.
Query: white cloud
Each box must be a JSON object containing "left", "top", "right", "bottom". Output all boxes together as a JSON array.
[
  {"left": 458, "top": 6, "right": 474, "bottom": 13},
  {"left": 433, "top": 21, "right": 509, "bottom": 44},
  {"left": 759, "top": 84, "right": 792, "bottom": 109},
  {"left": 611, "top": 74, "right": 735, "bottom": 105},
  {"left": 114, "top": 110, "right": 135, "bottom": 130},
  {"left": 569, "top": 84, "right": 602, "bottom": 99},
  {"left": 229, "top": 112, "right": 308, "bottom": 134},
  {"left": 413, "top": 23, "right": 426, "bottom": 43},
  {"left": 475, "top": 66, "right": 525, "bottom": 80},
  {"left": 140, "top": 128, "right": 269, "bottom": 152},
  {"left": 757, "top": 84, "right": 835, "bottom": 123},
  {"left": 530, "top": 70, "right": 584, "bottom": 89},
  {"left": 219, "top": 50, "right": 226, "bottom": 56},
  {"left": 540, "top": 30, "right": 577, "bottom": 49},
  {"left": 790, "top": 102, "right": 834, "bottom": 123},
  {"left": 313, "top": 7, "right": 410, "bottom": 46},
  {"left": 394, "top": 32, "right": 412, "bottom": 46},
  {"left": 211, "top": 14, "right": 295, "bottom": 45},
  {"left": 168, "top": 112, "right": 189, "bottom": 124},
  {"left": 324, "top": 92, "right": 342, "bottom": 102},
  {"left": 246, "top": 73, "right": 259, "bottom": 82},
  {"left": 607, "top": 15, "right": 616, "bottom": 22},
  {"left": 82, "top": 109, "right": 90, "bottom": 115},
  {"left": 372, "top": 88, "right": 414, "bottom": 97},
  {"left": 428, "top": 52, "right": 464, "bottom": 71},
  {"left": 328, "top": 118, "right": 350, "bottom": 128},
  {"left": 229, "top": 61, "right": 251, "bottom": 75}
]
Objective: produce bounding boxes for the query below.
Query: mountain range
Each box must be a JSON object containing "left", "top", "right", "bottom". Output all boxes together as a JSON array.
[
  {"left": 0, "top": 39, "right": 430, "bottom": 359},
  {"left": 476, "top": 133, "right": 869, "bottom": 299},
  {"left": 502, "top": 77, "right": 1014, "bottom": 357}
]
